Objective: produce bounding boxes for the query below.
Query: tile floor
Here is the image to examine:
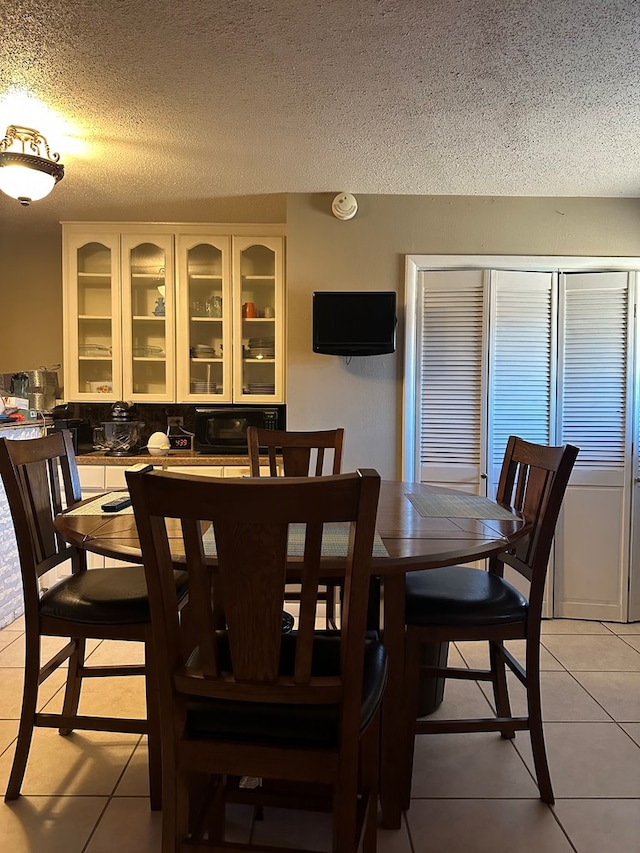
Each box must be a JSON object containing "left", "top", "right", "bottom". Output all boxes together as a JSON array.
[{"left": 0, "top": 616, "right": 639, "bottom": 852}]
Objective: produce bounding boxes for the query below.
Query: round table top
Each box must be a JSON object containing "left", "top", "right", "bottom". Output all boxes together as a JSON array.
[{"left": 55, "top": 480, "right": 527, "bottom": 574}]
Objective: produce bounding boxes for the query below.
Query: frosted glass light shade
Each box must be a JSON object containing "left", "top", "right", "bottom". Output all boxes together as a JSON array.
[
  {"left": 0, "top": 162, "right": 57, "bottom": 203},
  {"left": 0, "top": 126, "right": 65, "bottom": 206}
]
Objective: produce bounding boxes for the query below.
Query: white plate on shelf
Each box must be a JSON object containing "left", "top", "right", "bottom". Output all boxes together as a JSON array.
[
  {"left": 191, "top": 381, "right": 218, "bottom": 393},
  {"left": 248, "top": 384, "right": 275, "bottom": 394},
  {"left": 132, "top": 346, "right": 165, "bottom": 357},
  {"left": 79, "top": 344, "right": 112, "bottom": 357}
]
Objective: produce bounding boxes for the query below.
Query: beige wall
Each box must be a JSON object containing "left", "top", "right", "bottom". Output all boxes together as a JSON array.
[
  {"left": 286, "top": 194, "right": 640, "bottom": 478},
  {"left": 2, "top": 193, "right": 640, "bottom": 479}
]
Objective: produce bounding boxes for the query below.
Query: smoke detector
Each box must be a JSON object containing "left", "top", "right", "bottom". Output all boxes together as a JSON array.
[{"left": 331, "top": 192, "right": 358, "bottom": 220}]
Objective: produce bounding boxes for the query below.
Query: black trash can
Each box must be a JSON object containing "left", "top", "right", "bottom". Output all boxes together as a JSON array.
[{"left": 416, "top": 641, "right": 449, "bottom": 717}]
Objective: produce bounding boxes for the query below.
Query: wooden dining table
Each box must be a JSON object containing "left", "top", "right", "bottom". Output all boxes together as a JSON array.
[{"left": 54, "top": 478, "right": 527, "bottom": 830}]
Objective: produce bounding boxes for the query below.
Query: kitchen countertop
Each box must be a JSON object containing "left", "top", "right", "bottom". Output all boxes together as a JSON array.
[
  {"left": 76, "top": 450, "right": 255, "bottom": 466},
  {"left": 0, "top": 419, "right": 48, "bottom": 432}
]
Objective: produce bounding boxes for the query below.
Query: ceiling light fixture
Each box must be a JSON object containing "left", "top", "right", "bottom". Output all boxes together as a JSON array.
[{"left": 0, "top": 125, "right": 64, "bottom": 206}]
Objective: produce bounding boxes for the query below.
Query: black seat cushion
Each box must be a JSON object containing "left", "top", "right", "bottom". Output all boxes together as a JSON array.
[
  {"left": 186, "top": 633, "right": 387, "bottom": 748},
  {"left": 405, "top": 565, "right": 528, "bottom": 628},
  {"left": 40, "top": 567, "right": 189, "bottom": 625}
]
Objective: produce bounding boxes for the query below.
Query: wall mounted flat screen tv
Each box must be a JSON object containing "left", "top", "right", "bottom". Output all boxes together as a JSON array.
[{"left": 313, "top": 291, "right": 397, "bottom": 356}]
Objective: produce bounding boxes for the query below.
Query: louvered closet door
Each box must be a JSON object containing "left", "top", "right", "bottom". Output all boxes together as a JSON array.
[
  {"left": 486, "top": 270, "right": 556, "bottom": 497},
  {"left": 630, "top": 277, "right": 640, "bottom": 621},
  {"left": 416, "top": 270, "right": 486, "bottom": 491},
  {"left": 554, "top": 272, "right": 634, "bottom": 622}
]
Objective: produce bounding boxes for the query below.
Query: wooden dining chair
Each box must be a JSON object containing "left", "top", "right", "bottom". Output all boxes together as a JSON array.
[
  {"left": 126, "top": 466, "right": 386, "bottom": 853},
  {"left": 397, "top": 436, "right": 579, "bottom": 809},
  {"left": 0, "top": 430, "right": 188, "bottom": 809},
  {"left": 247, "top": 425, "right": 344, "bottom": 477},
  {"left": 247, "top": 426, "right": 345, "bottom": 627}
]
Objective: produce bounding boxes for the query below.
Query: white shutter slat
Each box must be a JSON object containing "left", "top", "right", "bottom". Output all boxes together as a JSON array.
[
  {"left": 488, "top": 272, "right": 554, "bottom": 475},
  {"left": 418, "top": 271, "right": 484, "bottom": 465},
  {"left": 560, "top": 274, "right": 628, "bottom": 468}
]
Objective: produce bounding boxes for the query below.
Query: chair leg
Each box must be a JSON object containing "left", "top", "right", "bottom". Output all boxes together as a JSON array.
[
  {"left": 396, "top": 628, "right": 423, "bottom": 812},
  {"left": 488, "top": 640, "right": 515, "bottom": 739},
  {"left": 526, "top": 655, "right": 554, "bottom": 804},
  {"left": 143, "top": 637, "right": 163, "bottom": 810},
  {"left": 204, "top": 774, "right": 226, "bottom": 845},
  {"left": 5, "top": 630, "right": 41, "bottom": 800},
  {"left": 59, "top": 637, "right": 86, "bottom": 735},
  {"left": 170, "top": 766, "right": 190, "bottom": 853},
  {"left": 333, "top": 763, "right": 359, "bottom": 853},
  {"left": 361, "top": 711, "right": 381, "bottom": 853}
]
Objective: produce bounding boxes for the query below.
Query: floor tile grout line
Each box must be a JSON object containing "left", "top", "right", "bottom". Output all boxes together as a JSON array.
[
  {"left": 548, "top": 802, "right": 581, "bottom": 853},
  {"left": 562, "top": 669, "right": 620, "bottom": 724},
  {"left": 80, "top": 734, "right": 145, "bottom": 853},
  {"left": 1, "top": 616, "right": 640, "bottom": 849}
]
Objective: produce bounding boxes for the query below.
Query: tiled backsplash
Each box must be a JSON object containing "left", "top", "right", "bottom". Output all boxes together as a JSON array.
[{"left": 67, "top": 402, "right": 201, "bottom": 437}]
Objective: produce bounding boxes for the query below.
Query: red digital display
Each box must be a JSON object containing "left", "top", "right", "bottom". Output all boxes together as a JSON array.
[{"left": 168, "top": 435, "right": 193, "bottom": 450}]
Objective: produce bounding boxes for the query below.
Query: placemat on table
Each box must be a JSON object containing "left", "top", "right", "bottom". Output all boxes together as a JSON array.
[
  {"left": 203, "top": 522, "right": 388, "bottom": 557},
  {"left": 65, "top": 492, "right": 134, "bottom": 516},
  {"left": 405, "top": 491, "right": 516, "bottom": 520}
]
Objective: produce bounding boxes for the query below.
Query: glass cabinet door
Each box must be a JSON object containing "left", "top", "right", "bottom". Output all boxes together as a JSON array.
[
  {"left": 232, "top": 236, "right": 285, "bottom": 402},
  {"left": 121, "top": 234, "right": 174, "bottom": 401},
  {"left": 64, "top": 235, "right": 121, "bottom": 401},
  {"left": 176, "top": 235, "right": 232, "bottom": 402}
]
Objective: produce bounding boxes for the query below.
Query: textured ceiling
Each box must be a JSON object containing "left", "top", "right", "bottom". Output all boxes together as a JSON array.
[{"left": 1, "top": 0, "right": 639, "bottom": 223}]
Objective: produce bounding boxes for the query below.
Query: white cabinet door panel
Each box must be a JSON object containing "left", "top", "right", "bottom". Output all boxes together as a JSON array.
[
  {"left": 104, "top": 467, "right": 129, "bottom": 489},
  {"left": 78, "top": 466, "right": 105, "bottom": 493},
  {"left": 165, "top": 466, "right": 224, "bottom": 477}
]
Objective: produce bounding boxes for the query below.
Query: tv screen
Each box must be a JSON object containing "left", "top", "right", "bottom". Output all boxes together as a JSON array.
[{"left": 313, "top": 291, "right": 397, "bottom": 356}]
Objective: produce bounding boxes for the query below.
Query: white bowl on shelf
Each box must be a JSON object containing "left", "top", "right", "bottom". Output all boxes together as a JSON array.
[{"left": 86, "top": 381, "right": 113, "bottom": 393}]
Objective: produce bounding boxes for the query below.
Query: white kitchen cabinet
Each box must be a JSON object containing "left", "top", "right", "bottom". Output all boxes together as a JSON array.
[
  {"left": 404, "top": 256, "right": 639, "bottom": 622},
  {"left": 165, "top": 466, "right": 224, "bottom": 477},
  {"left": 175, "top": 235, "right": 232, "bottom": 402},
  {"left": 166, "top": 464, "right": 274, "bottom": 477},
  {"left": 62, "top": 223, "right": 285, "bottom": 404},
  {"left": 121, "top": 232, "right": 175, "bottom": 401},
  {"left": 165, "top": 465, "right": 273, "bottom": 477},
  {"left": 232, "top": 236, "right": 286, "bottom": 403},
  {"left": 62, "top": 231, "right": 122, "bottom": 402}
]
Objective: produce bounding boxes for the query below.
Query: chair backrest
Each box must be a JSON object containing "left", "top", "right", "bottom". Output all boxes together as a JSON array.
[
  {"left": 0, "top": 430, "right": 84, "bottom": 613},
  {"left": 494, "top": 435, "right": 578, "bottom": 604},
  {"left": 127, "top": 467, "right": 380, "bottom": 725},
  {"left": 247, "top": 426, "right": 344, "bottom": 477}
]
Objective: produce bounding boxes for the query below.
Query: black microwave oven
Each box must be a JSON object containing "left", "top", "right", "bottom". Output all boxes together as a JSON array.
[{"left": 194, "top": 405, "right": 286, "bottom": 454}]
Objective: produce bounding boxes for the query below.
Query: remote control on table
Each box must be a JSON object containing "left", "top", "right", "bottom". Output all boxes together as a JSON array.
[{"left": 101, "top": 495, "right": 133, "bottom": 512}]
